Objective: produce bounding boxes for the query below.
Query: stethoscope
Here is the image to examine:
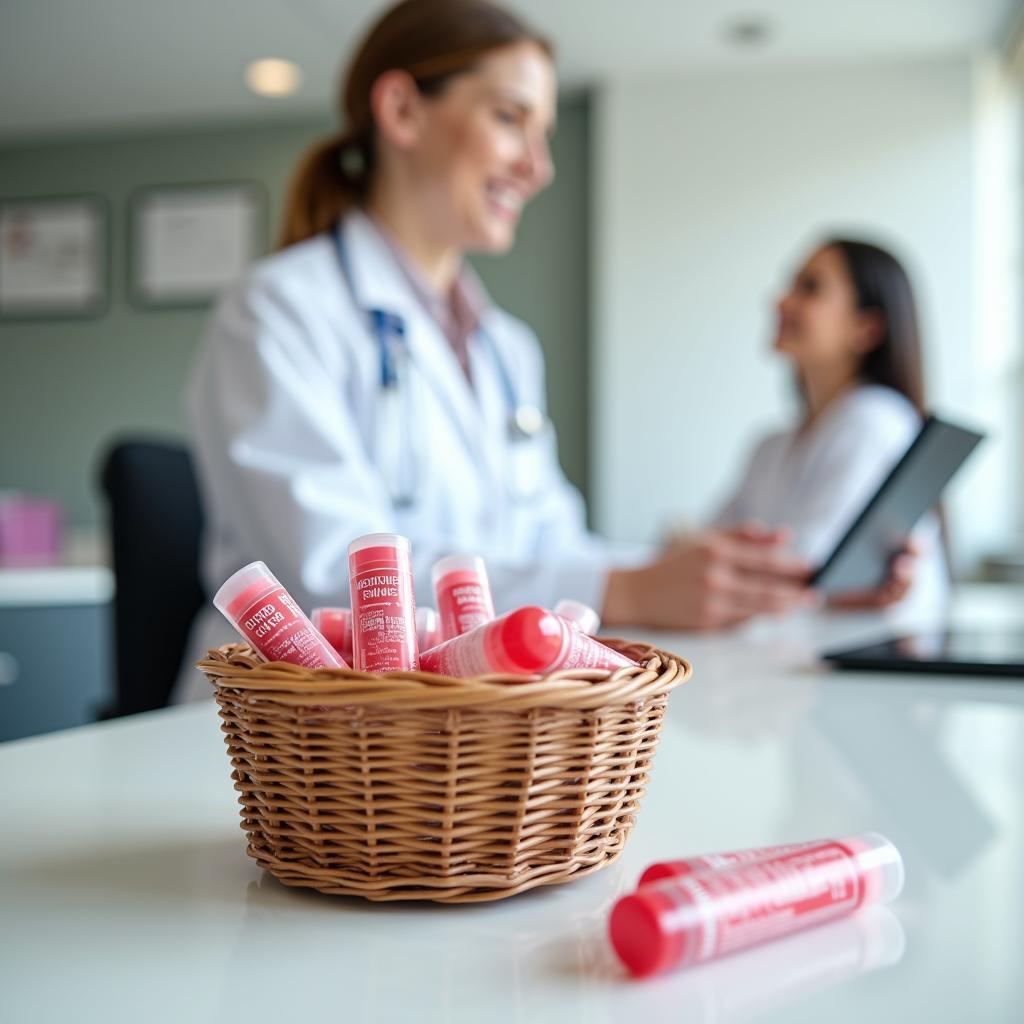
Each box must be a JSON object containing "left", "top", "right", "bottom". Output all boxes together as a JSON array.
[{"left": 332, "top": 222, "right": 548, "bottom": 507}]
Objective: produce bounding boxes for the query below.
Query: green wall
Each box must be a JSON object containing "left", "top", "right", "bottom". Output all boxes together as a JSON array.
[{"left": 0, "top": 98, "right": 590, "bottom": 528}]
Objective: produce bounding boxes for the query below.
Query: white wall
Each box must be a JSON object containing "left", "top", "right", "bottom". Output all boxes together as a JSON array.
[{"left": 592, "top": 57, "right": 1020, "bottom": 573}]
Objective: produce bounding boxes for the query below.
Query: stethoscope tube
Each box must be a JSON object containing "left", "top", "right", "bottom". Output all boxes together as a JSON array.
[{"left": 330, "top": 219, "right": 548, "bottom": 504}]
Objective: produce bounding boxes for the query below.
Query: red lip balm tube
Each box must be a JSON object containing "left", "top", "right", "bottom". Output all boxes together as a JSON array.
[
  {"left": 554, "top": 598, "right": 601, "bottom": 635},
  {"left": 214, "top": 561, "right": 347, "bottom": 669},
  {"left": 432, "top": 554, "right": 496, "bottom": 641},
  {"left": 416, "top": 606, "right": 442, "bottom": 651},
  {"left": 348, "top": 533, "right": 418, "bottom": 672},
  {"left": 310, "top": 607, "right": 353, "bottom": 666},
  {"left": 639, "top": 838, "right": 822, "bottom": 886},
  {"left": 418, "top": 605, "right": 638, "bottom": 678},
  {"left": 610, "top": 833, "right": 904, "bottom": 978}
]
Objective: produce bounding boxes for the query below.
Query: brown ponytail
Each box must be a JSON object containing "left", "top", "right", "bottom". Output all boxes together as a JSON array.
[{"left": 277, "top": 0, "right": 551, "bottom": 249}]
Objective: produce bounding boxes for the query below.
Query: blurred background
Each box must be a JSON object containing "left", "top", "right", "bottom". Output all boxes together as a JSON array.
[{"left": 2, "top": 0, "right": 1022, "bottom": 737}]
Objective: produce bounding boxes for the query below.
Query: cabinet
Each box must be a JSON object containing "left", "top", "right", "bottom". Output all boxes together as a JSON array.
[{"left": 0, "top": 568, "right": 114, "bottom": 742}]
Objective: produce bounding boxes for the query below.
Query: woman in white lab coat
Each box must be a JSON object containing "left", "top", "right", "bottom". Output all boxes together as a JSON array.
[
  {"left": 176, "top": 0, "right": 829, "bottom": 699},
  {"left": 714, "top": 238, "right": 947, "bottom": 612}
]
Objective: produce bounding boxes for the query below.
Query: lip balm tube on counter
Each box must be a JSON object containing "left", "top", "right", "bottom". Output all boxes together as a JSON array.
[
  {"left": 639, "top": 838, "right": 823, "bottom": 887},
  {"left": 554, "top": 598, "right": 601, "bottom": 635},
  {"left": 214, "top": 561, "right": 347, "bottom": 669},
  {"left": 310, "top": 607, "right": 353, "bottom": 666},
  {"left": 432, "top": 554, "right": 496, "bottom": 641},
  {"left": 349, "top": 533, "right": 418, "bottom": 672},
  {"left": 609, "top": 833, "right": 904, "bottom": 978},
  {"left": 416, "top": 606, "right": 442, "bottom": 651},
  {"left": 418, "top": 605, "right": 638, "bottom": 678}
]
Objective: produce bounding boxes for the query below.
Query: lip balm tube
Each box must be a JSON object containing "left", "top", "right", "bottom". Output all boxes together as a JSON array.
[
  {"left": 554, "top": 598, "right": 601, "bottom": 635},
  {"left": 416, "top": 606, "right": 442, "bottom": 651},
  {"left": 418, "top": 605, "right": 638, "bottom": 678},
  {"left": 349, "top": 533, "right": 418, "bottom": 672},
  {"left": 609, "top": 832, "right": 904, "bottom": 978},
  {"left": 214, "top": 561, "right": 347, "bottom": 669},
  {"left": 639, "top": 838, "right": 823, "bottom": 887},
  {"left": 432, "top": 554, "right": 496, "bottom": 641},
  {"left": 310, "top": 607, "right": 353, "bottom": 666}
]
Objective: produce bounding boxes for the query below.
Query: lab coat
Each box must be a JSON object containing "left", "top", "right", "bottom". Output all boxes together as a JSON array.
[
  {"left": 714, "top": 383, "right": 949, "bottom": 613},
  {"left": 175, "top": 210, "right": 633, "bottom": 701}
]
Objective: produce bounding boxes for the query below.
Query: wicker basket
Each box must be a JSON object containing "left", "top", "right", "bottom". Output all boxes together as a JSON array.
[{"left": 198, "top": 639, "right": 690, "bottom": 903}]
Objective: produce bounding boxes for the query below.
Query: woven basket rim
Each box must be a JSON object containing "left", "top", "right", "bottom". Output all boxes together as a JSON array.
[{"left": 198, "top": 639, "right": 691, "bottom": 711}]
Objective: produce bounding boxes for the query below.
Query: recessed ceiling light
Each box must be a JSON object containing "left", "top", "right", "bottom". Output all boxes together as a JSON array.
[
  {"left": 245, "top": 58, "right": 303, "bottom": 98},
  {"left": 723, "top": 15, "right": 773, "bottom": 48}
]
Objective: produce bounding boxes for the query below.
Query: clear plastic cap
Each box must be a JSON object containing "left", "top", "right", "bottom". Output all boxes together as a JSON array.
[
  {"left": 554, "top": 598, "right": 601, "bottom": 635},
  {"left": 416, "top": 606, "right": 439, "bottom": 632},
  {"left": 213, "top": 561, "right": 278, "bottom": 621},
  {"left": 348, "top": 533, "right": 411, "bottom": 557},
  {"left": 842, "top": 832, "right": 905, "bottom": 905},
  {"left": 431, "top": 553, "right": 487, "bottom": 588}
]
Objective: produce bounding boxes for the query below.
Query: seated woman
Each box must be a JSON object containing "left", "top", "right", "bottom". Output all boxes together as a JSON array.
[{"left": 713, "top": 238, "right": 948, "bottom": 611}]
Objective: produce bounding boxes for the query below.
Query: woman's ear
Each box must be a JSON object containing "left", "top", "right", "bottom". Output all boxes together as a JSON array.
[
  {"left": 853, "top": 308, "right": 886, "bottom": 355},
  {"left": 369, "top": 70, "right": 424, "bottom": 151}
]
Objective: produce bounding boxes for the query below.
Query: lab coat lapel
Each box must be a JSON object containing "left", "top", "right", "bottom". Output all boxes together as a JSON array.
[{"left": 341, "top": 212, "right": 490, "bottom": 469}]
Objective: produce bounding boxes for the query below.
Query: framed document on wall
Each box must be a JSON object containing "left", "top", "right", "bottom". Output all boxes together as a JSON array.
[
  {"left": 0, "top": 196, "right": 108, "bottom": 318},
  {"left": 129, "top": 183, "right": 266, "bottom": 307}
]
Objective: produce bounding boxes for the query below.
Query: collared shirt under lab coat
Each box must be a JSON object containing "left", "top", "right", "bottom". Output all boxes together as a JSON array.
[
  {"left": 175, "top": 210, "right": 633, "bottom": 702},
  {"left": 714, "top": 383, "right": 949, "bottom": 616}
]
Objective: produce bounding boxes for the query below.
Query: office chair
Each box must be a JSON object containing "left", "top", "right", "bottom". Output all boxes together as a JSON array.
[{"left": 99, "top": 438, "right": 205, "bottom": 718}]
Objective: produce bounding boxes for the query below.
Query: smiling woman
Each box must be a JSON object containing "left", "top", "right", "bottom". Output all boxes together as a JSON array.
[{"left": 277, "top": 0, "right": 555, "bottom": 257}]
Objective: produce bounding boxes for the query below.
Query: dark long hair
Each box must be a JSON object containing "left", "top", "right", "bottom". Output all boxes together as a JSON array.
[
  {"left": 825, "top": 238, "right": 926, "bottom": 415},
  {"left": 278, "top": 0, "right": 552, "bottom": 249}
]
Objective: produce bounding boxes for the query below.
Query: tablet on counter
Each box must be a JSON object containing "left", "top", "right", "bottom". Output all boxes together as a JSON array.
[
  {"left": 810, "top": 415, "right": 985, "bottom": 595},
  {"left": 822, "top": 630, "right": 1024, "bottom": 678}
]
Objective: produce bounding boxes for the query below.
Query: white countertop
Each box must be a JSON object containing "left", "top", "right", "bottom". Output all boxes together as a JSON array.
[
  {"left": 3, "top": 586, "right": 1023, "bottom": 1023},
  {"left": 0, "top": 564, "right": 114, "bottom": 607}
]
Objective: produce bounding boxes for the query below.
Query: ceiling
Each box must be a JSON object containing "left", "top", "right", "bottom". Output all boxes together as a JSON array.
[{"left": 1, "top": 0, "right": 1019, "bottom": 141}]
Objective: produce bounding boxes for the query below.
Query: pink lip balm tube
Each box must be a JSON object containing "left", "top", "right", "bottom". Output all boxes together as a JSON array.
[
  {"left": 416, "top": 606, "right": 442, "bottom": 651},
  {"left": 609, "top": 832, "right": 904, "bottom": 978},
  {"left": 554, "top": 598, "right": 601, "bottom": 635},
  {"left": 418, "top": 605, "right": 638, "bottom": 678},
  {"left": 310, "top": 607, "right": 353, "bottom": 666},
  {"left": 213, "top": 561, "right": 347, "bottom": 669},
  {"left": 432, "top": 554, "right": 496, "bottom": 641},
  {"left": 349, "top": 533, "right": 418, "bottom": 672},
  {"left": 639, "top": 838, "right": 824, "bottom": 886}
]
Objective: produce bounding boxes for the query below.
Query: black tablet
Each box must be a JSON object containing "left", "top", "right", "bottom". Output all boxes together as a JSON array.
[
  {"left": 822, "top": 630, "right": 1024, "bottom": 678},
  {"left": 810, "top": 415, "right": 985, "bottom": 594}
]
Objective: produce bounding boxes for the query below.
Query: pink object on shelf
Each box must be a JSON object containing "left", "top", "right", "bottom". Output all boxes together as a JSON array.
[{"left": 0, "top": 495, "right": 64, "bottom": 567}]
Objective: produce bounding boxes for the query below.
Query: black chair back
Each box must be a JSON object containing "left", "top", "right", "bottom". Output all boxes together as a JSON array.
[{"left": 100, "top": 439, "right": 204, "bottom": 717}]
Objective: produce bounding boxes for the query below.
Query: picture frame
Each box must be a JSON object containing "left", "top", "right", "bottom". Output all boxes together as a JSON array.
[
  {"left": 0, "top": 195, "right": 108, "bottom": 319},
  {"left": 128, "top": 182, "right": 267, "bottom": 308}
]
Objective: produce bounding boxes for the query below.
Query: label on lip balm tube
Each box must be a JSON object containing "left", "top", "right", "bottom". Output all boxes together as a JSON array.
[
  {"left": 235, "top": 586, "right": 345, "bottom": 669},
  {"left": 349, "top": 540, "right": 418, "bottom": 672},
  {"left": 639, "top": 839, "right": 822, "bottom": 886},
  {"left": 686, "top": 843, "right": 865, "bottom": 961},
  {"left": 436, "top": 571, "right": 494, "bottom": 639},
  {"left": 610, "top": 835, "right": 903, "bottom": 977}
]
